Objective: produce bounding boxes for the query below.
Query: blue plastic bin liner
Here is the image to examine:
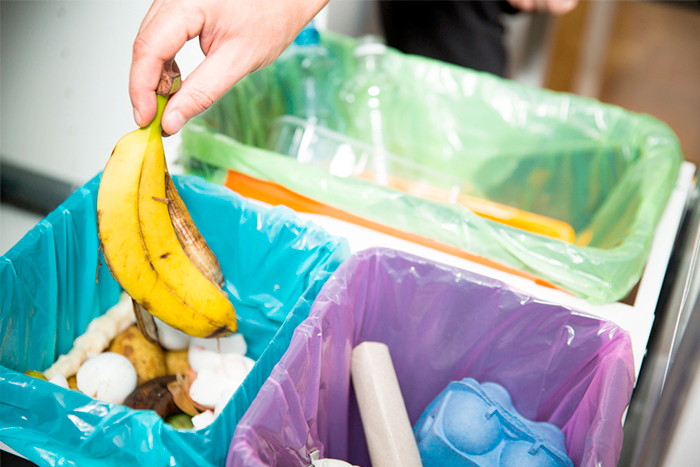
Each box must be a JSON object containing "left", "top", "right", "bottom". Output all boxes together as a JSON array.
[
  {"left": 414, "top": 378, "right": 573, "bottom": 467},
  {"left": 0, "top": 173, "right": 349, "bottom": 467}
]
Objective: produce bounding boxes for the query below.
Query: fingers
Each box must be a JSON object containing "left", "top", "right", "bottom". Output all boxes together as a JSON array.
[
  {"left": 507, "top": 0, "right": 578, "bottom": 14},
  {"left": 161, "top": 44, "right": 253, "bottom": 135},
  {"left": 138, "top": 0, "right": 164, "bottom": 35},
  {"left": 130, "top": 0, "right": 327, "bottom": 133},
  {"left": 546, "top": 0, "right": 579, "bottom": 15},
  {"left": 507, "top": 0, "right": 536, "bottom": 13},
  {"left": 129, "top": 0, "right": 167, "bottom": 127},
  {"left": 129, "top": 1, "right": 204, "bottom": 127}
]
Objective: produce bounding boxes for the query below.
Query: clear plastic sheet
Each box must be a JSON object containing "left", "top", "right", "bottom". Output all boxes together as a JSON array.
[
  {"left": 181, "top": 32, "right": 682, "bottom": 303},
  {"left": 0, "top": 174, "right": 349, "bottom": 467},
  {"left": 228, "top": 248, "right": 635, "bottom": 467}
]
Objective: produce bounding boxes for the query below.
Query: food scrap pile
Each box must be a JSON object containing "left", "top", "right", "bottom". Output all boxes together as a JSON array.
[{"left": 32, "top": 294, "right": 253, "bottom": 430}]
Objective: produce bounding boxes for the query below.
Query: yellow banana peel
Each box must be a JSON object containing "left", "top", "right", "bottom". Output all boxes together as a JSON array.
[{"left": 97, "top": 92, "right": 237, "bottom": 338}]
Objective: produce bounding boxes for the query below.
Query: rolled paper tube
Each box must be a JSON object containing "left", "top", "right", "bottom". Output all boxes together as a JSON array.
[{"left": 351, "top": 341, "right": 423, "bottom": 467}]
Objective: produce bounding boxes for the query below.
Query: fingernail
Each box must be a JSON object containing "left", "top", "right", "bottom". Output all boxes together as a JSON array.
[
  {"left": 163, "top": 109, "right": 186, "bottom": 134},
  {"left": 133, "top": 107, "right": 141, "bottom": 126}
]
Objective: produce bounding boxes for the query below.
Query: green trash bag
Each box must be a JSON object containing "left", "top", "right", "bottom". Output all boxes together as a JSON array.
[
  {"left": 180, "top": 32, "right": 682, "bottom": 304},
  {"left": 0, "top": 174, "right": 349, "bottom": 467}
]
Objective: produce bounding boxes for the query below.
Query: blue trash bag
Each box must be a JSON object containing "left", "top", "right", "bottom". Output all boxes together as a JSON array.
[{"left": 0, "top": 173, "right": 349, "bottom": 467}]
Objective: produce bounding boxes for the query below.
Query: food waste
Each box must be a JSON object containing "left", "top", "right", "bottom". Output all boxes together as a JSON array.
[
  {"left": 35, "top": 293, "right": 254, "bottom": 430},
  {"left": 96, "top": 59, "right": 237, "bottom": 341},
  {"left": 28, "top": 60, "right": 245, "bottom": 430}
]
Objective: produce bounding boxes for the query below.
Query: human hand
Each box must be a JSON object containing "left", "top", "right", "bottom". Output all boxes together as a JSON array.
[
  {"left": 507, "top": 0, "right": 578, "bottom": 15},
  {"left": 130, "top": 0, "right": 329, "bottom": 135}
]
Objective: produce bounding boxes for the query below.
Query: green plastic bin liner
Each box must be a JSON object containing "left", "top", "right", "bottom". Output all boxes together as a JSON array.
[
  {"left": 0, "top": 174, "right": 349, "bottom": 467},
  {"left": 180, "top": 32, "right": 682, "bottom": 304}
]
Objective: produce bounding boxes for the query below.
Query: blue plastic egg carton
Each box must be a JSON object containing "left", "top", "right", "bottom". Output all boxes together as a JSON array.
[{"left": 414, "top": 378, "right": 574, "bottom": 467}]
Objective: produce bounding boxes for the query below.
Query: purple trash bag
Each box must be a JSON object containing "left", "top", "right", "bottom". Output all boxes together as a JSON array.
[{"left": 227, "top": 248, "right": 635, "bottom": 467}]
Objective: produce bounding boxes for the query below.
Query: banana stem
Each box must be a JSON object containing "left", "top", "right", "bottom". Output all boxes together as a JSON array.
[{"left": 149, "top": 94, "right": 169, "bottom": 137}]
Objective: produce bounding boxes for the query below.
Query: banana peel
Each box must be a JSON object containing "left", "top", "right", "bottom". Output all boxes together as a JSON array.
[{"left": 97, "top": 60, "right": 237, "bottom": 339}]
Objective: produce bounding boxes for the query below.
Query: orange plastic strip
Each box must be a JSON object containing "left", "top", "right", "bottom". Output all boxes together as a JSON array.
[
  {"left": 361, "top": 174, "right": 576, "bottom": 242},
  {"left": 224, "top": 170, "right": 567, "bottom": 292},
  {"left": 460, "top": 195, "right": 575, "bottom": 242}
]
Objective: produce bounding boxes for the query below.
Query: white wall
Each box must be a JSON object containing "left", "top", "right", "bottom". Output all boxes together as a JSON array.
[
  {"left": 0, "top": 0, "right": 204, "bottom": 186},
  {"left": 0, "top": 0, "right": 380, "bottom": 188}
]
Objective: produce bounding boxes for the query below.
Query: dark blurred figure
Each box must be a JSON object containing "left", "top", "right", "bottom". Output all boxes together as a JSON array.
[
  {"left": 379, "top": 1, "right": 517, "bottom": 77},
  {"left": 379, "top": 0, "right": 578, "bottom": 77}
]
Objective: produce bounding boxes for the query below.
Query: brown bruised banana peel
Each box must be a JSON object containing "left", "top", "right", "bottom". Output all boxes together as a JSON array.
[
  {"left": 165, "top": 172, "right": 225, "bottom": 287},
  {"left": 96, "top": 59, "right": 237, "bottom": 339}
]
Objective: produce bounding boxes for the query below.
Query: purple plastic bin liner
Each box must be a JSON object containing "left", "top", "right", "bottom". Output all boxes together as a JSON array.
[
  {"left": 414, "top": 378, "right": 573, "bottom": 467},
  {"left": 227, "top": 248, "right": 635, "bottom": 467}
]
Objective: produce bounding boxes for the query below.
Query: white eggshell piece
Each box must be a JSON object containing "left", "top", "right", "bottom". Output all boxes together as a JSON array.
[
  {"left": 189, "top": 333, "right": 247, "bottom": 356},
  {"left": 48, "top": 373, "right": 69, "bottom": 389},
  {"left": 76, "top": 352, "right": 137, "bottom": 405},
  {"left": 154, "top": 317, "right": 191, "bottom": 350},
  {"left": 191, "top": 410, "right": 216, "bottom": 430},
  {"left": 220, "top": 354, "right": 255, "bottom": 384},
  {"left": 188, "top": 346, "right": 223, "bottom": 374},
  {"left": 214, "top": 386, "right": 237, "bottom": 418},
  {"left": 189, "top": 368, "right": 228, "bottom": 409}
]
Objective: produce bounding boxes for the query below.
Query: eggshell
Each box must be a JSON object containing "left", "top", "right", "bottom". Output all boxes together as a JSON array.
[
  {"left": 188, "top": 346, "right": 223, "bottom": 374},
  {"left": 220, "top": 354, "right": 255, "bottom": 385},
  {"left": 155, "top": 317, "right": 191, "bottom": 351},
  {"left": 191, "top": 410, "right": 216, "bottom": 430},
  {"left": 189, "top": 368, "right": 226, "bottom": 409},
  {"left": 77, "top": 352, "right": 137, "bottom": 404},
  {"left": 190, "top": 333, "right": 247, "bottom": 356},
  {"left": 214, "top": 386, "right": 237, "bottom": 418},
  {"left": 190, "top": 355, "right": 254, "bottom": 417},
  {"left": 48, "top": 373, "right": 69, "bottom": 389}
]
